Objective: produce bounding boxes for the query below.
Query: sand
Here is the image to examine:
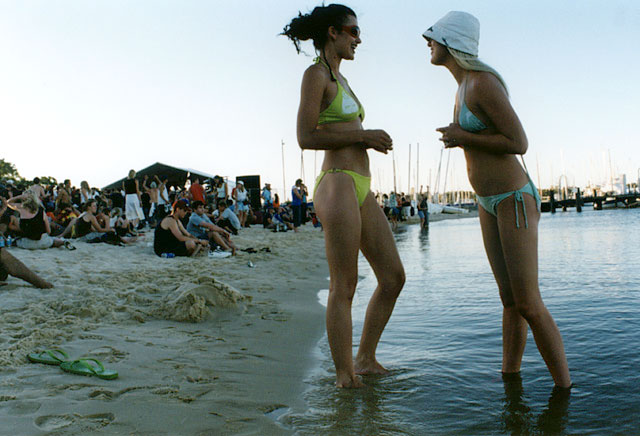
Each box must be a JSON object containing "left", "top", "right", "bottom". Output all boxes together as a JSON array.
[
  {"left": 0, "top": 212, "right": 478, "bottom": 435},
  {"left": 0, "top": 225, "right": 328, "bottom": 435}
]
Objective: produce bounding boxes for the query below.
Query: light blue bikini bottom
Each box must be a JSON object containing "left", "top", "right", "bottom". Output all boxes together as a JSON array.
[{"left": 476, "top": 181, "right": 541, "bottom": 229}]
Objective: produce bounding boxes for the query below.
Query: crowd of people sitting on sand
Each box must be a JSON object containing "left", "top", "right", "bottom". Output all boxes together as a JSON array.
[{"left": 0, "top": 171, "right": 323, "bottom": 288}]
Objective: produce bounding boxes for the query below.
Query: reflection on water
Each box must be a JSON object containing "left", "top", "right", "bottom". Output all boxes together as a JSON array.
[
  {"left": 289, "top": 210, "right": 640, "bottom": 435},
  {"left": 500, "top": 372, "right": 570, "bottom": 435}
]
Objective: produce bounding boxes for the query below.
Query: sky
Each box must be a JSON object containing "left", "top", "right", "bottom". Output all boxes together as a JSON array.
[{"left": 1, "top": 0, "right": 639, "bottom": 200}]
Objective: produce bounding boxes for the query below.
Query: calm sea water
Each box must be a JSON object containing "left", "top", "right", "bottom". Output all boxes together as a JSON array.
[{"left": 285, "top": 209, "right": 640, "bottom": 435}]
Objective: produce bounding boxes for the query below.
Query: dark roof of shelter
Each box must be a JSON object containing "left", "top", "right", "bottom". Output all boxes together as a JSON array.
[{"left": 102, "top": 162, "right": 214, "bottom": 190}]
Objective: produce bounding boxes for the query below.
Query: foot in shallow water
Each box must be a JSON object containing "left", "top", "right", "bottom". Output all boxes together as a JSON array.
[
  {"left": 335, "top": 373, "right": 364, "bottom": 389},
  {"left": 354, "top": 357, "right": 388, "bottom": 375}
]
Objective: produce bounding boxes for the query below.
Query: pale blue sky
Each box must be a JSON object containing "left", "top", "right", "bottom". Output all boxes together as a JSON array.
[{"left": 1, "top": 0, "right": 638, "bottom": 199}]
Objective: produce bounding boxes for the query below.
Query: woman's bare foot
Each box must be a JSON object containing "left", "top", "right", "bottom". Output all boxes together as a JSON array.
[
  {"left": 336, "top": 373, "right": 365, "bottom": 388},
  {"left": 354, "top": 356, "right": 388, "bottom": 375}
]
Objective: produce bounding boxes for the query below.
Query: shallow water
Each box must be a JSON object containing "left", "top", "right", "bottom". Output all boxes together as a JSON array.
[{"left": 286, "top": 209, "right": 640, "bottom": 435}]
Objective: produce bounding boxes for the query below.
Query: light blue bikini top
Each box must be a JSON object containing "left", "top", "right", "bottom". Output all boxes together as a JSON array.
[{"left": 458, "top": 79, "right": 487, "bottom": 132}]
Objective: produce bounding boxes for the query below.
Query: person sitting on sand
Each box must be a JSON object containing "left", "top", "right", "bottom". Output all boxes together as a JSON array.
[
  {"left": 273, "top": 206, "right": 296, "bottom": 232},
  {"left": 6, "top": 191, "right": 66, "bottom": 249},
  {"left": 213, "top": 200, "right": 241, "bottom": 235},
  {"left": 187, "top": 201, "right": 237, "bottom": 255},
  {"left": 154, "top": 200, "right": 208, "bottom": 257},
  {"left": 61, "top": 199, "right": 118, "bottom": 242},
  {"left": 109, "top": 207, "right": 133, "bottom": 237}
]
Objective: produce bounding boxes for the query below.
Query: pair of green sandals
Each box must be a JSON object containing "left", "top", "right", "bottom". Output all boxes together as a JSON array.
[{"left": 27, "top": 349, "right": 118, "bottom": 380}]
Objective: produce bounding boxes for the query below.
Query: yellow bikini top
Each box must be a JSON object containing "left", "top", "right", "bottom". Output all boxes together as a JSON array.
[{"left": 315, "top": 57, "right": 365, "bottom": 125}]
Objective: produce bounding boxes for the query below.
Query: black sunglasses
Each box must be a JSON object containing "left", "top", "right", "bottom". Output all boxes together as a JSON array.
[{"left": 341, "top": 25, "right": 360, "bottom": 38}]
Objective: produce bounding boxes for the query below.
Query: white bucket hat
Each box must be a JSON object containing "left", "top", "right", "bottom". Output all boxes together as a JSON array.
[{"left": 422, "top": 11, "right": 480, "bottom": 57}]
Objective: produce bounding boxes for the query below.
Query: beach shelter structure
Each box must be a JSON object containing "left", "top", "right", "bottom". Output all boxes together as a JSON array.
[{"left": 102, "top": 162, "right": 215, "bottom": 190}]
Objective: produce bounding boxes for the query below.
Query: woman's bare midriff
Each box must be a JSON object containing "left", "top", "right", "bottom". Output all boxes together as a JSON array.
[
  {"left": 465, "top": 149, "right": 530, "bottom": 196},
  {"left": 317, "top": 119, "right": 370, "bottom": 176}
]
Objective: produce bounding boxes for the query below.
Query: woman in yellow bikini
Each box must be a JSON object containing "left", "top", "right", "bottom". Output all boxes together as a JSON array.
[
  {"left": 423, "top": 11, "right": 571, "bottom": 388},
  {"left": 282, "top": 4, "right": 405, "bottom": 388}
]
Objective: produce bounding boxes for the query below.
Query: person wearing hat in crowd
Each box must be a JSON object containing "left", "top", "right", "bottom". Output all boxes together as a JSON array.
[
  {"left": 153, "top": 200, "right": 208, "bottom": 257},
  {"left": 282, "top": 4, "right": 405, "bottom": 388},
  {"left": 423, "top": 11, "right": 571, "bottom": 388}
]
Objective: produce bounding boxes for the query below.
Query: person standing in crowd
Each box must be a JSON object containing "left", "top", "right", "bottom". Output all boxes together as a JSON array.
[
  {"left": 214, "top": 176, "right": 228, "bottom": 206},
  {"left": 155, "top": 176, "right": 170, "bottom": 220},
  {"left": 233, "top": 180, "right": 249, "bottom": 228},
  {"left": 30, "top": 177, "right": 45, "bottom": 201},
  {"left": 122, "top": 169, "right": 145, "bottom": 229},
  {"left": 283, "top": 4, "right": 404, "bottom": 387},
  {"left": 143, "top": 175, "right": 159, "bottom": 225},
  {"left": 424, "top": 11, "right": 570, "bottom": 388},
  {"left": 189, "top": 176, "right": 205, "bottom": 204},
  {"left": 80, "top": 181, "right": 92, "bottom": 205},
  {"left": 417, "top": 193, "right": 429, "bottom": 230},
  {"left": 291, "top": 179, "right": 303, "bottom": 229},
  {"left": 261, "top": 182, "right": 272, "bottom": 211},
  {"left": 300, "top": 182, "right": 309, "bottom": 224}
]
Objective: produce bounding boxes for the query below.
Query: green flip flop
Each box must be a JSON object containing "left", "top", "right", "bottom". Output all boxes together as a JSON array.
[
  {"left": 26, "top": 349, "right": 70, "bottom": 365},
  {"left": 59, "top": 358, "right": 118, "bottom": 380}
]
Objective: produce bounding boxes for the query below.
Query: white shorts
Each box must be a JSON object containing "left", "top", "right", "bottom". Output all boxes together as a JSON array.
[
  {"left": 16, "top": 234, "right": 54, "bottom": 249},
  {"left": 125, "top": 194, "right": 145, "bottom": 221}
]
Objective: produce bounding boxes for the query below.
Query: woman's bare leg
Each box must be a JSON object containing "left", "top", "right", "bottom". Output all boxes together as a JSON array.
[
  {"left": 315, "top": 173, "right": 363, "bottom": 388},
  {"left": 478, "top": 207, "right": 528, "bottom": 373},
  {"left": 496, "top": 195, "right": 571, "bottom": 387},
  {"left": 0, "top": 248, "right": 53, "bottom": 288},
  {"left": 355, "top": 193, "right": 405, "bottom": 374}
]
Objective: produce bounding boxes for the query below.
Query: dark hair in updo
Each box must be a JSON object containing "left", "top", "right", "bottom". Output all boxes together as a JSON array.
[{"left": 281, "top": 4, "right": 356, "bottom": 54}]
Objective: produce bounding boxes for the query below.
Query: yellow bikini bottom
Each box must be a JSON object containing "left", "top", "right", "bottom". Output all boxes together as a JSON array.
[{"left": 313, "top": 169, "right": 371, "bottom": 207}]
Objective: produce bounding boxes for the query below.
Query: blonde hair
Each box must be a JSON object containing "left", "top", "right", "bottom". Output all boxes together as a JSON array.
[
  {"left": 447, "top": 47, "right": 509, "bottom": 96},
  {"left": 81, "top": 180, "right": 89, "bottom": 190},
  {"left": 22, "top": 190, "right": 42, "bottom": 213}
]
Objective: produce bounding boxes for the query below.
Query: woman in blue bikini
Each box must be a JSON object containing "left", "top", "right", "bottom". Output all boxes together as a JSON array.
[
  {"left": 283, "top": 4, "right": 405, "bottom": 388},
  {"left": 424, "top": 11, "right": 571, "bottom": 388}
]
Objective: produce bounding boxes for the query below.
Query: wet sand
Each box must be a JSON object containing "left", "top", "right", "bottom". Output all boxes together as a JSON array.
[{"left": 0, "top": 226, "right": 327, "bottom": 435}]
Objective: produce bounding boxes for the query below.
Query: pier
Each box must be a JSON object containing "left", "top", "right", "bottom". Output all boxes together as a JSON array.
[{"left": 541, "top": 189, "right": 640, "bottom": 213}]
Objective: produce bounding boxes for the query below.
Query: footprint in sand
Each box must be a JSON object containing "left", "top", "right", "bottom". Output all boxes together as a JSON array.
[
  {"left": 6, "top": 400, "right": 41, "bottom": 415},
  {"left": 34, "top": 414, "right": 75, "bottom": 431},
  {"left": 158, "top": 356, "right": 196, "bottom": 369},
  {"left": 88, "top": 345, "right": 128, "bottom": 361}
]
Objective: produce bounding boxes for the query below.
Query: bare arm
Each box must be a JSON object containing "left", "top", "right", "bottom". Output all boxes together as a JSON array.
[
  {"left": 296, "top": 66, "right": 393, "bottom": 153},
  {"left": 437, "top": 73, "right": 527, "bottom": 155},
  {"left": 43, "top": 213, "right": 51, "bottom": 235},
  {"left": 88, "top": 214, "right": 113, "bottom": 233}
]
